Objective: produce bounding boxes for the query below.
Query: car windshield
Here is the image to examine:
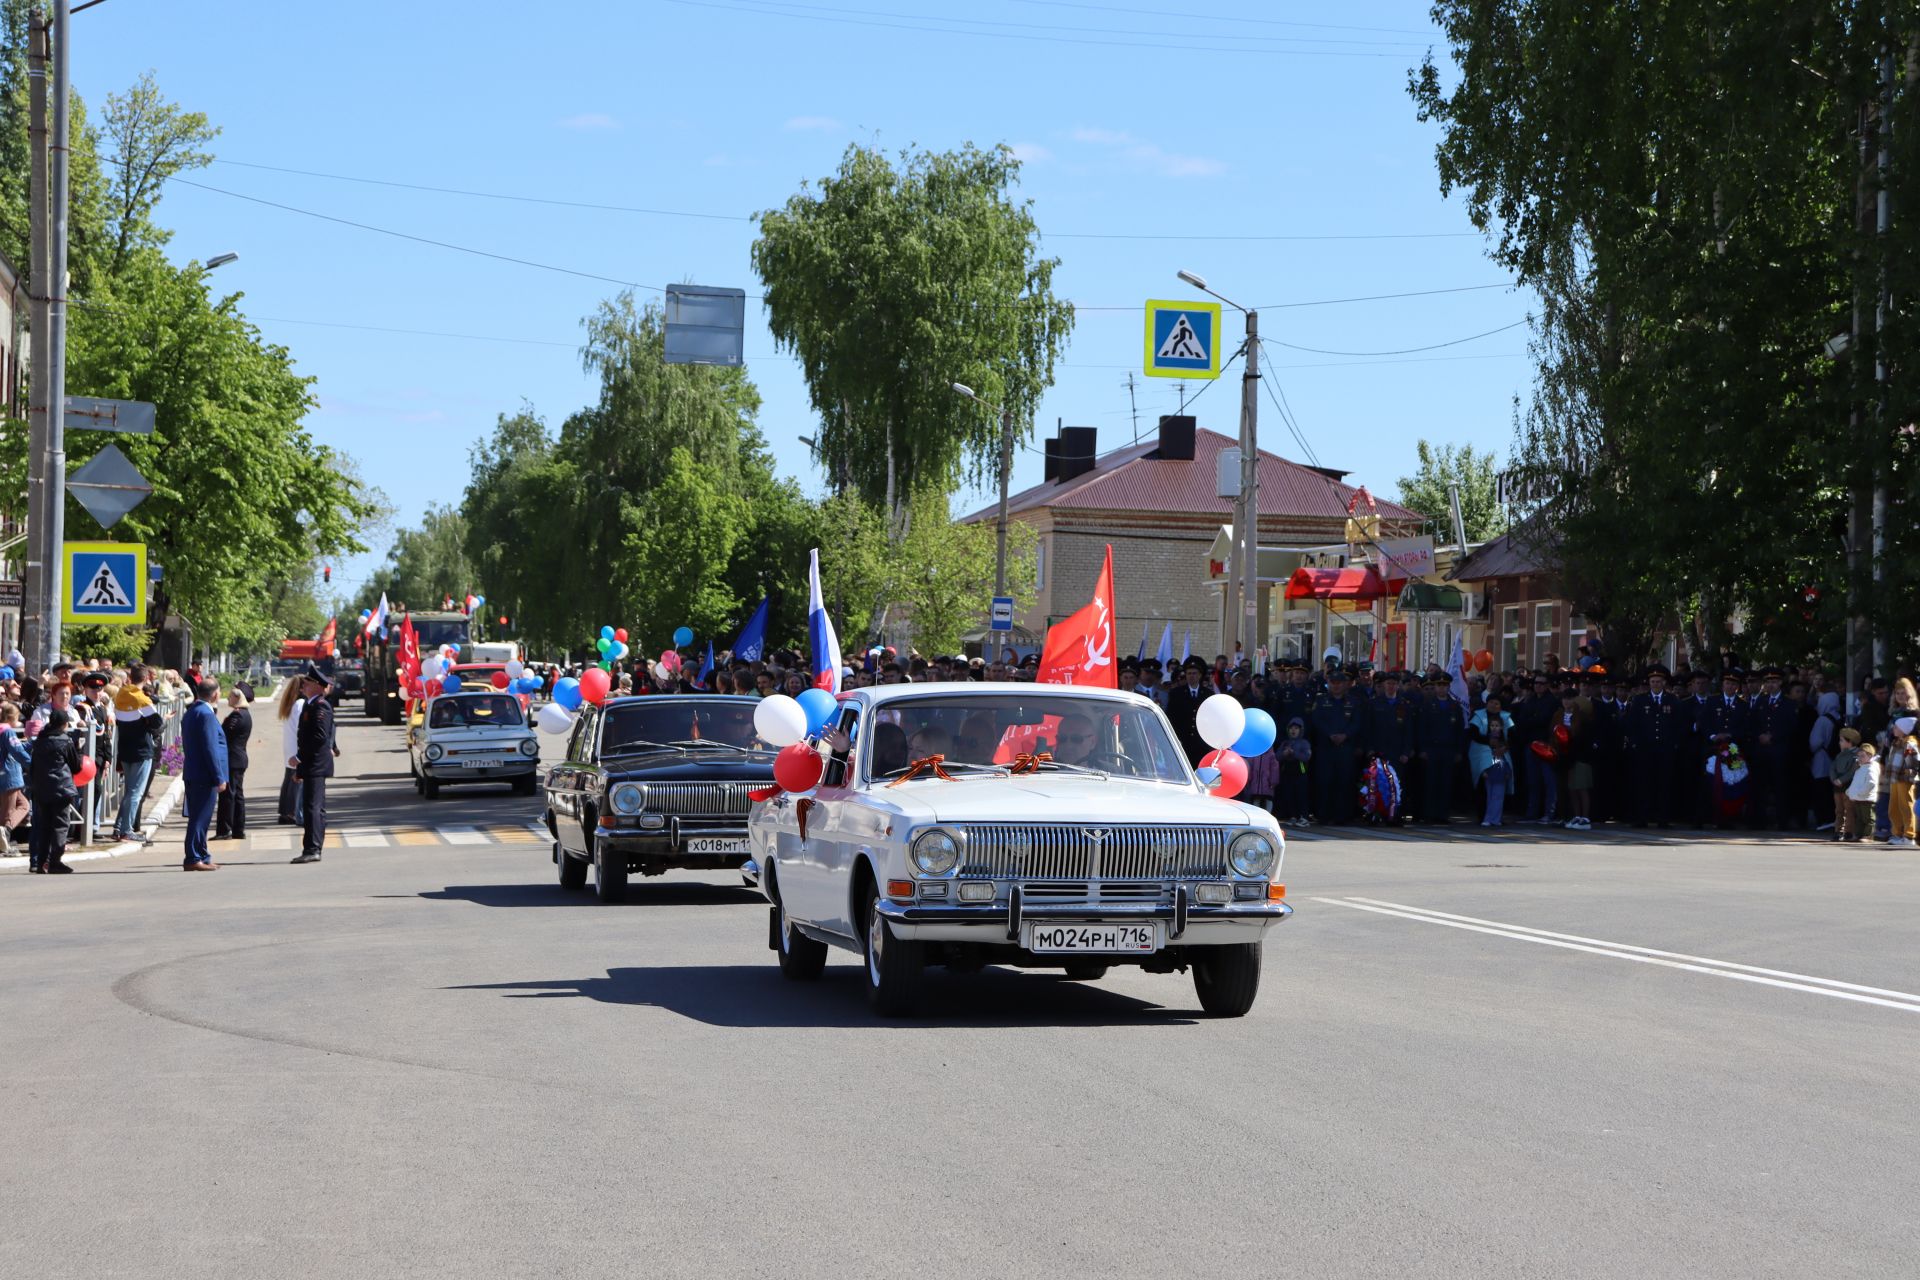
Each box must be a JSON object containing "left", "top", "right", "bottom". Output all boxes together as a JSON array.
[
  {"left": 429, "top": 694, "right": 524, "bottom": 728},
  {"left": 862, "top": 693, "right": 1189, "bottom": 784},
  {"left": 599, "top": 699, "right": 765, "bottom": 753},
  {"left": 408, "top": 619, "right": 470, "bottom": 650}
]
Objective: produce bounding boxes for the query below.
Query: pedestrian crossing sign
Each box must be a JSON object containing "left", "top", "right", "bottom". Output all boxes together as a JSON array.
[
  {"left": 1144, "top": 298, "right": 1222, "bottom": 379},
  {"left": 62, "top": 541, "right": 146, "bottom": 626}
]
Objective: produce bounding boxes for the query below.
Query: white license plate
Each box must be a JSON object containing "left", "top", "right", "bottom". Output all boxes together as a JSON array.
[
  {"left": 686, "top": 837, "right": 749, "bottom": 855},
  {"left": 1024, "top": 922, "right": 1160, "bottom": 954}
]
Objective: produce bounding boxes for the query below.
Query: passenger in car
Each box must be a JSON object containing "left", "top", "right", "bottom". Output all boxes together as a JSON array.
[{"left": 871, "top": 723, "right": 910, "bottom": 776}]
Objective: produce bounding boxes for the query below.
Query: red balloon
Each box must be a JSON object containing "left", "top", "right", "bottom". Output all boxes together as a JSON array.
[
  {"left": 490, "top": 671, "right": 511, "bottom": 690},
  {"left": 774, "top": 742, "right": 824, "bottom": 792},
  {"left": 1198, "top": 748, "right": 1248, "bottom": 799},
  {"left": 74, "top": 756, "right": 97, "bottom": 788},
  {"left": 578, "top": 667, "right": 612, "bottom": 706},
  {"left": 614, "top": 628, "right": 629, "bottom": 643},
  {"left": 1474, "top": 649, "right": 1494, "bottom": 673}
]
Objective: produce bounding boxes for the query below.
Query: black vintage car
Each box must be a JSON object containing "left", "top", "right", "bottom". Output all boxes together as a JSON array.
[{"left": 543, "top": 695, "right": 776, "bottom": 903}]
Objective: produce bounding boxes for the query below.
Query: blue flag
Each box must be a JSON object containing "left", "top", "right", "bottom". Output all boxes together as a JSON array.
[
  {"left": 1181, "top": 630, "right": 1191, "bottom": 662},
  {"left": 1156, "top": 624, "right": 1173, "bottom": 666},
  {"left": 1136, "top": 621, "right": 1149, "bottom": 662},
  {"left": 696, "top": 639, "right": 714, "bottom": 690},
  {"left": 731, "top": 597, "right": 769, "bottom": 663}
]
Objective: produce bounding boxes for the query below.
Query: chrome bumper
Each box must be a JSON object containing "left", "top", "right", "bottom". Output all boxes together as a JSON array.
[{"left": 876, "top": 892, "right": 1290, "bottom": 945}]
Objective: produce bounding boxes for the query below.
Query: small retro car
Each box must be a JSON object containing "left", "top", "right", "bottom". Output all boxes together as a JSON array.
[
  {"left": 747, "top": 683, "right": 1290, "bottom": 1017},
  {"left": 408, "top": 690, "right": 541, "bottom": 798},
  {"left": 543, "top": 695, "right": 777, "bottom": 903}
]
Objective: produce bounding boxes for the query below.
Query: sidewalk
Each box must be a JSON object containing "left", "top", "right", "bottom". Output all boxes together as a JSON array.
[
  {"left": 0, "top": 772, "right": 186, "bottom": 869},
  {"left": 1285, "top": 817, "right": 1859, "bottom": 848}
]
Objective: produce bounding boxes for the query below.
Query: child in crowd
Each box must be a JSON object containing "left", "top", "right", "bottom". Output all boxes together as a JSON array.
[
  {"left": 1242, "top": 739, "right": 1278, "bottom": 814},
  {"left": 1275, "top": 718, "right": 1311, "bottom": 825},
  {"left": 1482, "top": 728, "right": 1513, "bottom": 827},
  {"left": 1846, "top": 742, "right": 1879, "bottom": 843},
  {"left": 1830, "top": 727, "right": 1861, "bottom": 841},
  {"left": 1889, "top": 733, "right": 1919, "bottom": 849}
]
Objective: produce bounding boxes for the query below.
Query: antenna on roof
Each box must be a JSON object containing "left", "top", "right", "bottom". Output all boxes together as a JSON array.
[{"left": 1126, "top": 372, "right": 1140, "bottom": 443}]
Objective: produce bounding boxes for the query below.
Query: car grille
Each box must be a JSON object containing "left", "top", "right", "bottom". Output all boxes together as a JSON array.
[
  {"left": 643, "top": 782, "right": 755, "bottom": 817},
  {"left": 957, "top": 825, "right": 1229, "bottom": 880}
]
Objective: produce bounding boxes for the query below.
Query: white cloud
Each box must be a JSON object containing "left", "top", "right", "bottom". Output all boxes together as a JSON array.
[
  {"left": 1069, "top": 127, "right": 1224, "bottom": 178},
  {"left": 783, "top": 115, "right": 841, "bottom": 132},
  {"left": 558, "top": 112, "right": 618, "bottom": 130},
  {"left": 1009, "top": 141, "right": 1052, "bottom": 164}
]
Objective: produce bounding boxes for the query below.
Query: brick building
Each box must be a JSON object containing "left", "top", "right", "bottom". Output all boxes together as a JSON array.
[{"left": 962, "top": 417, "right": 1423, "bottom": 661}]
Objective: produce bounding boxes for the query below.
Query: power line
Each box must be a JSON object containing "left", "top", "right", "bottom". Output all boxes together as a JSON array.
[
  {"left": 204, "top": 156, "right": 1480, "bottom": 245},
  {"left": 1265, "top": 318, "right": 1529, "bottom": 358},
  {"left": 1009, "top": 0, "right": 1442, "bottom": 38},
  {"left": 662, "top": 0, "right": 1423, "bottom": 55},
  {"left": 713, "top": 0, "right": 1434, "bottom": 47}
]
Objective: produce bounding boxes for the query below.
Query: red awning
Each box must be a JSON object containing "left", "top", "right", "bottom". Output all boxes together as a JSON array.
[{"left": 1283, "top": 566, "right": 1388, "bottom": 602}]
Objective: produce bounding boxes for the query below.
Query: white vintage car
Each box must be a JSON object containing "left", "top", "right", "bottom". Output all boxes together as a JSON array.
[
  {"left": 408, "top": 690, "right": 541, "bottom": 798},
  {"left": 747, "top": 683, "right": 1290, "bottom": 1017}
]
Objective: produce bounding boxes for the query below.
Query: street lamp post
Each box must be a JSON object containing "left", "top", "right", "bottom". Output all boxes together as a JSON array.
[
  {"left": 951, "top": 382, "right": 1013, "bottom": 598},
  {"left": 1177, "top": 270, "right": 1259, "bottom": 663}
]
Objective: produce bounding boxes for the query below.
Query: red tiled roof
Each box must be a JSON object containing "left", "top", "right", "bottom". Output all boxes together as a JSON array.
[{"left": 973, "top": 428, "right": 1426, "bottom": 523}]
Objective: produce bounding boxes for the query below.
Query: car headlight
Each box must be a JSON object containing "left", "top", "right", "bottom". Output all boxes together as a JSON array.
[
  {"left": 517, "top": 737, "right": 539, "bottom": 757},
  {"left": 424, "top": 743, "right": 444, "bottom": 762},
  {"left": 1228, "top": 830, "right": 1277, "bottom": 879},
  {"left": 911, "top": 828, "right": 961, "bottom": 877},
  {"left": 610, "top": 783, "right": 645, "bottom": 815}
]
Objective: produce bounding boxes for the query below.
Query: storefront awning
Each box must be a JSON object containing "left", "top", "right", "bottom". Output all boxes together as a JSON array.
[
  {"left": 1284, "top": 566, "right": 1387, "bottom": 602},
  {"left": 1396, "top": 582, "right": 1464, "bottom": 613}
]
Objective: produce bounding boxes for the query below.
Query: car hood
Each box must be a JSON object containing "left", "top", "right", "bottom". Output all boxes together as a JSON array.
[
  {"left": 871, "top": 774, "right": 1254, "bottom": 827},
  {"left": 421, "top": 726, "right": 532, "bottom": 746}
]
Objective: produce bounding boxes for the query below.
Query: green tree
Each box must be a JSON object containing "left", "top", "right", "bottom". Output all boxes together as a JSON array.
[
  {"left": 892, "top": 490, "right": 1036, "bottom": 655},
  {"left": 1394, "top": 440, "right": 1503, "bottom": 543},
  {"left": 753, "top": 143, "right": 1074, "bottom": 520},
  {"left": 353, "top": 504, "right": 476, "bottom": 617}
]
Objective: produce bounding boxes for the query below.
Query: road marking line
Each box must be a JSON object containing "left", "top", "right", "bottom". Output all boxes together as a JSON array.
[
  {"left": 486, "top": 825, "right": 541, "bottom": 843},
  {"left": 392, "top": 829, "right": 441, "bottom": 846},
  {"left": 249, "top": 834, "right": 292, "bottom": 851},
  {"left": 1312, "top": 897, "right": 1920, "bottom": 1015},
  {"left": 439, "top": 827, "right": 490, "bottom": 845},
  {"left": 341, "top": 829, "right": 389, "bottom": 848},
  {"left": 524, "top": 822, "right": 550, "bottom": 839},
  {"left": 1344, "top": 897, "right": 1920, "bottom": 999}
]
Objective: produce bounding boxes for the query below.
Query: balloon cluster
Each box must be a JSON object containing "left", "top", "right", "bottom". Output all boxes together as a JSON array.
[
  {"left": 594, "top": 625, "right": 630, "bottom": 669},
  {"left": 1193, "top": 694, "right": 1276, "bottom": 801},
  {"left": 750, "top": 689, "right": 838, "bottom": 794},
  {"left": 535, "top": 665, "right": 615, "bottom": 736}
]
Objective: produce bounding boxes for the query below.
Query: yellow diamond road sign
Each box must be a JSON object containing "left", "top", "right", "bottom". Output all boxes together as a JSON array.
[
  {"left": 62, "top": 541, "right": 147, "bottom": 626},
  {"left": 1144, "top": 298, "right": 1223, "bottom": 380}
]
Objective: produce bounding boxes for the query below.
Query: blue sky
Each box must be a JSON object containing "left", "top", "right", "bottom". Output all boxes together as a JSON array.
[{"left": 74, "top": 0, "right": 1522, "bottom": 598}]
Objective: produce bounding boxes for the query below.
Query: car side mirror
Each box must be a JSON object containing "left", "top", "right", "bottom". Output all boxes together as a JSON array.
[{"left": 1195, "top": 766, "right": 1222, "bottom": 788}]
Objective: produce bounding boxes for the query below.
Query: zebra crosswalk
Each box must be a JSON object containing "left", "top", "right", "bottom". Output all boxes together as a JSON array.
[{"left": 241, "top": 821, "right": 550, "bottom": 852}]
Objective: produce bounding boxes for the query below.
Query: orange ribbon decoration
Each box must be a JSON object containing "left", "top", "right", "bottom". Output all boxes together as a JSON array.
[
  {"left": 886, "top": 754, "right": 956, "bottom": 787},
  {"left": 796, "top": 797, "right": 818, "bottom": 843},
  {"left": 1009, "top": 752, "right": 1053, "bottom": 775}
]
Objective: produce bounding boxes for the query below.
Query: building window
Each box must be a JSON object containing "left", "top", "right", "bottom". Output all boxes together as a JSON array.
[
  {"left": 1033, "top": 538, "right": 1046, "bottom": 591},
  {"left": 1501, "top": 605, "right": 1521, "bottom": 672},
  {"left": 1532, "top": 602, "right": 1556, "bottom": 669},
  {"left": 1567, "top": 612, "right": 1588, "bottom": 665}
]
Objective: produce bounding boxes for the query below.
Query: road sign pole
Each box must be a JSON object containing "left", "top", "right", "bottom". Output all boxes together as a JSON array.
[
  {"left": 23, "top": 10, "right": 46, "bottom": 669},
  {"left": 44, "top": 0, "right": 69, "bottom": 664},
  {"left": 995, "top": 402, "right": 1012, "bottom": 598}
]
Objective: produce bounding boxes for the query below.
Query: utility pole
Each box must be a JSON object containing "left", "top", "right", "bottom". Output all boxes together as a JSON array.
[
  {"left": 1237, "top": 311, "right": 1260, "bottom": 665},
  {"left": 994, "top": 401, "right": 1012, "bottom": 597},
  {"left": 23, "top": 7, "right": 46, "bottom": 668},
  {"left": 42, "top": 0, "right": 69, "bottom": 664},
  {"left": 1871, "top": 43, "right": 1892, "bottom": 679},
  {"left": 1125, "top": 371, "right": 1139, "bottom": 442}
]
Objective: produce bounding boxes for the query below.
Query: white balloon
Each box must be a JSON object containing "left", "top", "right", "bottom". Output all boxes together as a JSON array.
[
  {"left": 536, "top": 702, "right": 576, "bottom": 735},
  {"left": 754, "top": 694, "right": 808, "bottom": 747},
  {"left": 1196, "top": 693, "right": 1247, "bottom": 752},
  {"left": 421, "top": 656, "right": 445, "bottom": 679},
  {"left": 504, "top": 659, "right": 525, "bottom": 679}
]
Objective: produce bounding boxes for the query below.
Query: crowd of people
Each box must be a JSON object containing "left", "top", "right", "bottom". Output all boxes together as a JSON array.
[{"left": 569, "top": 643, "right": 1917, "bottom": 842}]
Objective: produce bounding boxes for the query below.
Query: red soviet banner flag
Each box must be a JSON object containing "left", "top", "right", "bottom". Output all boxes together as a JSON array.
[{"left": 1037, "top": 544, "right": 1117, "bottom": 688}]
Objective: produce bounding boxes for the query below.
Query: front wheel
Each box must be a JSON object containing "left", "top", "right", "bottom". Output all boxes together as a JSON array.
[
  {"left": 1192, "top": 942, "right": 1263, "bottom": 1017},
  {"left": 512, "top": 774, "right": 537, "bottom": 796},
  {"left": 594, "top": 837, "right": 627, "bottom": 904},
  {"left": 556, "top": 841, "right": 587, "bottom": 890},
  {"left": 863, "top": 887, "right": 924, "bottom": 1017},
  {"left": 421, "top": 778, "right": 440, "bottom": 800}
]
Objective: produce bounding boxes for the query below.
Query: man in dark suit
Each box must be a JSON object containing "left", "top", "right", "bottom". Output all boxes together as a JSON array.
[
  {"left": 1748, "top": 667, "right": 1801, "bottom": 829},
  {"left": 215, "top": 687, "right": 252, "bottom": 840},
  {"left": 1625, "top": 664, "right": 1681, "bottom": 827},
  {"left": 291, "top": 666, "right": 335, "bottom": 865},
  {"left": 1368, "top": 672, "right": 1417, "bottom": 819},
  {"left": 1310, "top": 668, "right": 1368, "bottom": 823},
  {"left": 1165, "top": 658, "right": 1211, "bottom": 765},
  {"left": 180, "top": 677, "right": 228, "bottom": 870},
  {"left": 1414, "top": 672, "right": 1464, "bottom": 822},
  {"left": 1696, "top": 669, "right": 1748, "bottom": 826}
]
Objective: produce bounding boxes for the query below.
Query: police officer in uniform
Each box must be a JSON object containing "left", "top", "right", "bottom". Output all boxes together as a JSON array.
[
  {"left": 1625, "top": 664, "right": 1681, "bottom": 827},
  {"left": 290, "top": 665, "right": 335, "bottom": 864},
  {"left": 1414, "top": 671, "right": 1463, "bottom": 822},
  {"left": 1695, "top": 669, "right": 1748, "bottom": 826},
  {"left": 1368, "top": 671, "right": 1417, "bottom": 819},
  {"left": 1166, "top": 657, "right": 1211, "bottom": 765},
  {"left": 1748, "top": 667, "right": 1800, "bottom": 829},
  {"left": 1310, "top": 668, "right": 1367, "bottom": 823}
]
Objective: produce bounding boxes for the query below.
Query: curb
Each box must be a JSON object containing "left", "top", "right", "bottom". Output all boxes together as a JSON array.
[{"left": 0, "top": 773, "right": 185, "bottom": 868}]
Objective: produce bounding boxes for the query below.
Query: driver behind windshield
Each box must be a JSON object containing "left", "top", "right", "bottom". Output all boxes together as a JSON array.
[
  {"left": 907, "top": 724, "right": 952, "bottom": 760},
  {"left": 1051, "top": 713, "right": 1098, "bottom": 765},
  {"left": 871, "top": 722, "right": 910, "bottom": 776}
]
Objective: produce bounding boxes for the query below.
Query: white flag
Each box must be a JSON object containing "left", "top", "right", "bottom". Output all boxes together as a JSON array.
[{"left": 1446, "top": 631, "right": 1471, "bottom": 724}]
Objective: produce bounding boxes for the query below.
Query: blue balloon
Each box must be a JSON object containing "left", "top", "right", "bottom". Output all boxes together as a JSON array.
[
  {"left": 673, "top": 626, "right": 694, "bottom": 647},
  {"left": 360, "top": 609, "right": 371, "bottom": 618},
  {"left": 0, "top": 666, "right": 12, "bottom": 681},
  {"left": 1231, "top": 707, "right": 1277, "bottom": 758},
  {"left": 518, "top": 675, "right": 543, "bottom": 694},
  {"left": 441, "top": 673, "right": 463, "bottom": 694},
  {"left": 795, "top": 687, "right": 837, "bottom": 735},
  {"left": 552, "top": 676, "right": 582, "bottom": 711},
  {"left": 599, "top": 625, "right": 615, "bottom": 641}
]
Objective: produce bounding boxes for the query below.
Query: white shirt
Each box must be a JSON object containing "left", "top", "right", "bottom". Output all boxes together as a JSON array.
[{"left": 281, "top": 698, "right": 306, "bottom": 763}]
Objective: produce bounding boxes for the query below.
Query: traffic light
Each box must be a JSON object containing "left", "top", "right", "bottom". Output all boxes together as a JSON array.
[
  {"left": 322, "top": 565, "right": 331, "bottom": 584},
  {"left": 498, "top": 615, "right": 510, "bottom": 629}
]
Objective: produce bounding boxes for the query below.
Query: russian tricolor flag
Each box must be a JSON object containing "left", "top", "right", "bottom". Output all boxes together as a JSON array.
[
  {"left": 363, "top": 592, "right": 389, "bottom": 636},
  {"left": 807, "top": 548, "right": 842, "bottom": 695}
]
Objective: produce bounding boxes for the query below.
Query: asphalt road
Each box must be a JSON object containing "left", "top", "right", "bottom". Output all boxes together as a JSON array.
[{"left": 5, "top": 704, "right": 1918, "bottom": 1279}]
